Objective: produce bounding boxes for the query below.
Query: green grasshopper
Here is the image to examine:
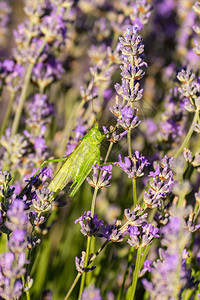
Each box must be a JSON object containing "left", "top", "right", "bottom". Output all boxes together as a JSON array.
[{"left": 25, "top": 125, "right": 105, "bottom": 200}]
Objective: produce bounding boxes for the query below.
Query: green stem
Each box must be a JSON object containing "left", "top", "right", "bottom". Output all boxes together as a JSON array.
[
  {"left": 86, "top": 236, "right": 95, "bottom": 286},
  {"left": 78, "top": 185, "right": 99, "bottom": 299},
  {"left": 0, "top": 92, "right": 15, "bottom": 136},
  {"left": 117, "top": 247, "right": 134, "bottom": 300},
  {"left": 127, "top": 129, "right": 132, "bottom": 158},
  {"left": 91, "top": 186, "right": 99, "bottom": 217},
  {"left": 194, "top": 206, "right": 200, "bottom": 222},
  {"left": 64, "top": 273, "right": 81, "bottom": 300},
  {"left": 128, "top": 247, "right": 142, "bottom": 300},
  {"left": 65, "top": 241, "right": 109, "bottom": 299},
  {"left": 25, "top": 289, "right": 31, "bottom": 300},
  {"left": 128, "top": 128, "right": 137, "bottom": 207},
  {"left": 89, "top": 240, "right": 109, "bottom": 263},
  {"left": 78, "top": 237, "right": 92, "bottom": 299},
  {"left": 104, "top": 141, "right": 114, "bottom": 164},
  {"left": 139, "top": 244, "right": 150, "bottom": 270},
  {"left": 22, "top": 275, "right": 30, "bottom": 300},
  {"left": 11, "top": 63, "right": 34, "bottom": 136},
  {"left": 132, "top": 179, "right": 137, "bottom": 208},
  {"left": 177, "top": 193, "right": 186, "bottom": 207},
  {"left": 174, "top": 110, "right": 199, "bottom": 158}
]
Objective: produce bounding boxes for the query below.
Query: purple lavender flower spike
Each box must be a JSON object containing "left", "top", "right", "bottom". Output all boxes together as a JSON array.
[
  {"left": 110, "top": 25, "right": 146, "bottom": 138},
  {"left": 124, "top": 207, "right": 147, "bottom": 226},
  {"left": 117, "top": 106, "right": 141, "bottom": 130},
  {"left": 143, "top": 213, "right": 196, "bottom": 298},
  {"left": 0, "top": 60, "right": 24, "bottom": 92},
  {"left": 33, "top": 187, "right": 53, "bottom": 213},
  {"left": 0, "top": 199, "right": 29, "bottom": 299},
  {"left": 32, "top": 57, "right": 64, "bottom": 89},
  {"left": 139, "top": 259, "right": 152, "bottom": 277},
  {"left": 102, "top": 126, "right": 127, "bottom": 143},
  {"left": 87, "top": 164, "right": 112, "bottom": 189},
  {"left": 81, "top": 284, "right": 102, "bottom": 300},
  {"left": 144, "top": 156, "right": 174, "bottom": 208},
  {"left": 130, "top": 0, "right": 152, "bottom": 31},
  {"left": 41, "top": 8, "right": 67, "bottom": 46},
  {"left": 75, "top": 211, "right": 104, "bottom": 237},
  {"left": 115, "top": 152, "right": 149, "bottom": 179},
  {"left": 101, "top": 225, "right": 124, "bottom": 242},
  {"left": 0, "top": 1, "right": 11, "bottom": 45},
  {"left": 127, "top": 222, "right": 159, "bottom": 248},
  {"left": 75, "top": 251, "right": 95, "bottom": 274}
]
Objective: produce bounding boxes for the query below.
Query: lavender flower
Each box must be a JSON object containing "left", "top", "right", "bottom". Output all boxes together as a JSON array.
[
  {"left": 124, "top": 207, "right": 147, "bottom": 226},
  {"left": 139, "top": 259, "right": 152, "bottom": 277},
  {"left": 144, "top": 156, "right": 174, "bottom": 208},
  {"left": 130, "top": 0, "right": 152, "bottom": 30},
  {"left": 81, "top": 284, "right": 102, "bottom": 300},
  {"left": 0, "top": 60, "right": 24, "bottom": 92},
  {"left": 110, "top": 25, "right": 146, "bottom": 136},
  {"left": 87, "top": 164, "right": 112, "bottom": 189},
  {"left": 0, "top": 1, "right": 11, "bottom": 45},
  {"left": 0, "top": 131, "right": 28, "bottom": 172},
  {"left": 40, "top": 7, "right": 67, "bottom": 46},
  {"left": 102, "top": 126, "right": 127, "bottom": 143},
  {"left": 75, "top": 251, "right": 95, "bottom": 274},
  {"left": 183, "top": 148, "right": 193, "bottom": 162},
  {"left": 115, "top": 152, "right": 149, "bottom": 179},
  {"left": 0, "top": 199, "right": 29, "bottom": 299},
  {"left": 177, "top": 69, "right": 200, "bottom": 115},
  {"left": 25, "top": 94, "right": 55, "bottom": 131},
  {"left": 127, "top": 222, "right": 159, "bottom": 248},
  {"left": 143, "top": 213, "right": 196, "bottom": 299},
  {"left": 159, "top": 87, "right": 186, "bottom": 146},
  {"left": 118, "top": 26, "right": 147, "bottom": 103},
  {"left": 33, "top": 187, "right": 53, "bottom": 213},
  {"left": 101, "top": 224, "right": 124, "bottom": 242},
  {"left": 117, "top": 105, "right": 141, "bottom": 130},
  {"left": 75, "top": 211, "right": 104, "bottom": 237},
  {"left": 32, "top": 57, "right": 64, "bottom": 89}
]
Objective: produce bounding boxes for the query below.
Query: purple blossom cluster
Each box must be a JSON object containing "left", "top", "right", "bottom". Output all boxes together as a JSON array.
[
  {"left": 143, "top": 211, "right": 198, "bottom": 299},
  {"left": 159, "top": 87, "right": 186, "bottom": 146},
  {"left": 144, "top": 156, "right": 174, "bottom": 208},
  {"left": 0, "top": 199, "right": 29, "bottom": 299},
  {"left": 110, "top": 25, "right": 146, "bottom": 134},
  {"left": 87, "top": 164, "right": 112, "bottom": 189},
  {"left": 0, "top": 1, "right": 200, "bottom": 299},
  {"left": 0, "top": 60, "right": 24, "bottom": 92},
  {"left": 0, "top": 1, "right": 11, "bottom": 46},
  {"left": 115, "top": 151, "right": 149, "bottom": 179},
  {"left": 127, "top": 222, "right": 159, "bottom": 248}
]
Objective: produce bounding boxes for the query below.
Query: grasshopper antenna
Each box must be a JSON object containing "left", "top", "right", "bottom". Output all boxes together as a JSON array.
[{"left": 91, "top": 98, "right": 98, "bottom": 126}]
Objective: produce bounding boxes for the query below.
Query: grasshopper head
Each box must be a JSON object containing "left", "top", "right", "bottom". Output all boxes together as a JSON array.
[{"left": 88, "top": 125, "right": 105, "bottom": 144}]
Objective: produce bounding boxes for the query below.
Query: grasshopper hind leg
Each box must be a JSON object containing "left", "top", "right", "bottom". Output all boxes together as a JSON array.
[
  {"left": 69, "top": 156, "right": 99, "bottom": 197},
  {"left": 69, "top": 168, "right": 92, "bottom": 197}
]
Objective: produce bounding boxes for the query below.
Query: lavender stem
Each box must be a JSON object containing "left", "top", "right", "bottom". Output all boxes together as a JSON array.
[
  {"left": 129, "top": 247, "right": 142, "bottom": 300},
  {"left": 174, "top": 109, "right": 199, "bottom": 158}
]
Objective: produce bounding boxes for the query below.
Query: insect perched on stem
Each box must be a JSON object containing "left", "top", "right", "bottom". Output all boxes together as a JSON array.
[{"left": 22, "top": 125, "right": 105, "bottom": 201}]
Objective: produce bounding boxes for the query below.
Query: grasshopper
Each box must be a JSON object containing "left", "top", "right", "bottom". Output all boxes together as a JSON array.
[{"left": 24, "top": 125, "right": 105, "bottom": 200}]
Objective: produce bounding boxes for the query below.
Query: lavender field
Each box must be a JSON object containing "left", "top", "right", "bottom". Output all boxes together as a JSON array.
[{"left": 0, "top": 0, "right": 200, "bottom": 299}]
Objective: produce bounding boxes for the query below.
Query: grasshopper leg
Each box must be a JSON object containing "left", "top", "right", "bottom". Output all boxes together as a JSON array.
[
  {"left": 19, "top": 157, "right": 67, "bottom": 197},
  {"left": 69, "top": 168, "right": 92, "bottom": 197}
]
